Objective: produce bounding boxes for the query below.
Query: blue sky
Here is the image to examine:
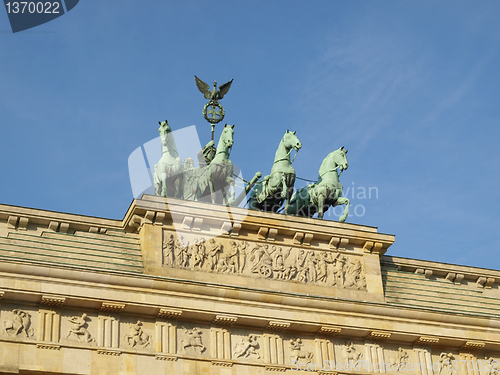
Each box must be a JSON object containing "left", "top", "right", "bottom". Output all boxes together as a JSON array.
[{"left": 1, "top": 1, "right": 500, "bottom": 270}]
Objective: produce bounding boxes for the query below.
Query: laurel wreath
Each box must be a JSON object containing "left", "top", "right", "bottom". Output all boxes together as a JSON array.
[{"left": 203, "top": 101, "right": 225, "bottom": 124}]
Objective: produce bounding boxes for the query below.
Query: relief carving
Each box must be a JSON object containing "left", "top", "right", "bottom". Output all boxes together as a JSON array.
[
  {"left": 290, "top": 338, "right": 313, "bottom": 364},
  {"left": 163, "top": 233, "right": 175, "bottom": 266},
  {"left": 66, "top": 313, "right": 94, "bottom": 343},
  {"left": 162, "top": 231, "right": 366, "bottom": 290},
  {"left": 207, "top": 238, "right": 222, "bottom": 270},
  {"left": 3, "top": 309, "right": 34, "bottom": 337},
  {"left": 439, "top": 353, "right": 457, "bottom": 375},
  {"left": 180, "top": 327, "right": 206, "bottom": 355},
  {"left": 481, "top": 357, "right": 499, "bottom": 375},
  {"left": 388, "top": 347, "right": 409, "bottom": 371},
  {"left": 174, "top": 235, "right": 189, "bottom": 267},
  {"left": 233, "top": 334, "right": 261, "bottom": 359},
  {"left": 342, "top": 342, "right": 362, "bottom": 366},
  {"left": 249, "top": 244, "right": 273, "bottom": 277},
  {"left": 217, "top": 240, "right": 240, "bottom": 273},
  {"left": 189, "top": 237, "right": 206, "bottom": 269},
  {"left": 344, "top": 258, "right": 366, "bottom": 290},
  {"left": 124, "top": 320, "right": 150, "bottom": 348}
]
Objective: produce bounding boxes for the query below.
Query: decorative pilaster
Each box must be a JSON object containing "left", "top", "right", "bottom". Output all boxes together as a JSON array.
[
  {"left": 37, "top": 309, "right": 60, "bottom": 343},
  {"left": 155, "top": 321, "right": 177, "bottom": 357},
  {"left": 97, "top": 316, "right": 120, "bottom": 349},
  {"left": 210, "top": 327, "right": 231, "bottom": 360},
  {"left": 315, "top": 338, "right": 335, "bottom": 367},
  {"left": 460, "top": 353, "right": 479, "bottom": 375},
  {"left": 365, "top": 343, "right": 385, "bottom": 373},
  {"left": 414, "top": 348, "right": 433, "bottom": 375},
  {"left": 263, "top": 332, "right": 284, "bottom": 365}
]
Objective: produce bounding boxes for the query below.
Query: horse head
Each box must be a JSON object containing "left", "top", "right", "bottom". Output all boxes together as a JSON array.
[
  {"left": 221, "top": 124, "right": 235, "bottom": 149},
  {"left": 283, "top": 130, "right": 302, "bottom": 151},
  {"left": 332, "top": 146, "right": 348, "bottom": 172},
  {"left": 158, "top": 119, "right": 173, "bottom": 149},
  {"left": 158, "top": 120, "right": 172, "bottom": 135}
]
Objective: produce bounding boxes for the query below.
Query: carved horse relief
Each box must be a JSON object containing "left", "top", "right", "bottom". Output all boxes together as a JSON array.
[
  {"left": 288, "top": 146, "right": 350, "bottom": 221},
  {"left": 3, "top": 309, "right": 33, "bottom": 337},
  {"left": 248, "top": 130, "right": 302, "bottom": 213},
  {"left": 153, "top": 120, "right": 183, "bottom": 198}
]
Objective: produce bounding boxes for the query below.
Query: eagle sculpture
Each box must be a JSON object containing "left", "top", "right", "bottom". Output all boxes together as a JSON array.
[{"left": 195, "top": 76, "right": 233, "bottom": 102}]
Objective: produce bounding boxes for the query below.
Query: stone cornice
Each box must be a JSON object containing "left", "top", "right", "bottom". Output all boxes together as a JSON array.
[
  {"left": 1, "top": 260, "right": 500, "bottom": 351},
  {"left": 125, "top": 195, "right": 395, "bottom": 252},
  {"left": 382, "top": 256, "right": 500, "bottom": 285}
]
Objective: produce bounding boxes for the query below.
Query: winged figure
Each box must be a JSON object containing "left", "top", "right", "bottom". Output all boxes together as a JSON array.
[{"left": 195, "top": 76, "right": 233, "bottom": 102}]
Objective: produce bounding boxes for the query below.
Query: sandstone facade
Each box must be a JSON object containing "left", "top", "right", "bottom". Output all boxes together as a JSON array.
[{"left": 0, "top": 195, "right": 498, "bottom": 374}]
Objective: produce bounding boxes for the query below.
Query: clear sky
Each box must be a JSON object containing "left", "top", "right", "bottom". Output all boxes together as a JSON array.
[{"left": 1, "top": 1, "right": 499, "bottom": 270}]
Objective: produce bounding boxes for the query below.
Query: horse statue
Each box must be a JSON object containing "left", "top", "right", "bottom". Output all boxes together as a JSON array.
[
  {"left": 287, "top": 146, "right": 350, "bottom": 221},
  {"left": 153, "top": 120, "right": 183, "bottom": 198},
  {"left": 248, "top": 130, "right": 302, "bottom": 213},
  {"left": 195, "top": 124, "right": 235, "bottom": 205}
]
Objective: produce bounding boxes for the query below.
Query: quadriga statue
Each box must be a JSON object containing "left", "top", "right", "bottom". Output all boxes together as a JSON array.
[
  {"left": 247, "top": 130, "right": 302, "bottom": 213},
  {"left": 153, "top": 120, "right": 183, "bottom": 198},
  {"left": 287, "top": 146, "right": 350, "bottom": 222},
  {"left": 184, "top": 124, "right": 236, "bottom": 206}
]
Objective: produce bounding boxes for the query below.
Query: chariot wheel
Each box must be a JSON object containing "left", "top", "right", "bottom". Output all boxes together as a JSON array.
[{"left": 258, "top": 264, "right": 272, "bottom": 278}]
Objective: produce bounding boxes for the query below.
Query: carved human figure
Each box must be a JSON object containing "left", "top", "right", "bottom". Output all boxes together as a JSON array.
[
  {"left": 344, "top": 258, "right": 366, "bottom": 290},
  {"left": 296, "top": 250, "right": 309, "bottom": 282},
  {"left": 316, "top": 253, "right": 328, "bottom": 283},
  {"left": 207, "top": 239, "right": 222, "bottom": 270},
  {"left": 174, "top": 235, "right": 189, "bottom": 267},
  {"left": 305, "top": 251, "right": 317, "bottom": 283},
  {"left": 250, "top": 244, "right": 273, "bottom": 278},
  {"left": 233, "top": 334, "right": 261, "bottom": 359},
  {"left": 124, "top": 320, "right": 150, "bottom": 348},
  {"left": 439, "top": 353, "right": 458, "bottom": 375},
  {"left": 270, "top": 246, "right": 286, "bottom": 279},
  {"left": 163, "top": 233, "right": 175, "bottom": 266},
  {"left": 331, "top": 254, "right": 346, "bottom": 287},
  {"left": 226, "top": 241, "right": 240, "bottom": 273},
  {"left": 481, "top": 357, "right": 499, "bottom": 375},
  {"left": 388, "top": 347, "right": 409, "bottom": 371},
  {"left": 290, "top": 338, "right": 313, "bottom": 364},
  {"left": 282, "top": 263, "right": 297, "bottom": 280},
  {"left": 3, "top": 309, "right": 33, "bottom": 337},
  {"left": 190, "top": 238, "right": 206, "bottom": 269},
  {"left": 180, "top": 327, "right": 205, "bottom": 354},
  {"left": 238, "top": 241, "right": 248, "bottom": 273},
  {"left": 250, "top": 244, "right": 268, "bottom": 273},
  {"left": 66, "top": 313, "right": 94, "bottom": 343},
  {"left": 342, "top": 342, "right": 362, "bottom": 365},
  {"left": 216, "top": 241, "right": 239, "bottom": 273}
]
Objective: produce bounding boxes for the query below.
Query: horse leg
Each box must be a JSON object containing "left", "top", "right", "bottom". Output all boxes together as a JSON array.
[
  {"left": 159, "top": 172, "right": 167, "bottom": 197},
  {"left": 318, "top": 192, "right": 326, "bottom": 219},
  {"left": 284, "top": 185, "right": 294, "bottom": 214},
  {"left": 225, "top": 177, "right": 235, "bottom": 206},
  {"left": 208, "top": 168, "right": 216, "bottom": 204},
  {"left": 280, "top": 175, "right": 287, "bottom": 199},
  {"left": 337, "top": 197, "right": 350, "bottom": 222},
  {"left": 175, "top": 176, "right": 183, "bottom": 199}
]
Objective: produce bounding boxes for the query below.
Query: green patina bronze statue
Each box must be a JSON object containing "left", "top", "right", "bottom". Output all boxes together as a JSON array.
[
  {"left": 185, "top": 124, "right": 236, "bottom": 206},
  {"left": 195, "top": 75, "right": 233, "bottom": 127},
  {"left": 247, "top": 130, "right": 302, "bottom": 213},
  {"left": 287, "top": 147, "right": 350, "bottom": 222},
  {"left": 153, "top": 120, "right": 183, "bottom": 198}
]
